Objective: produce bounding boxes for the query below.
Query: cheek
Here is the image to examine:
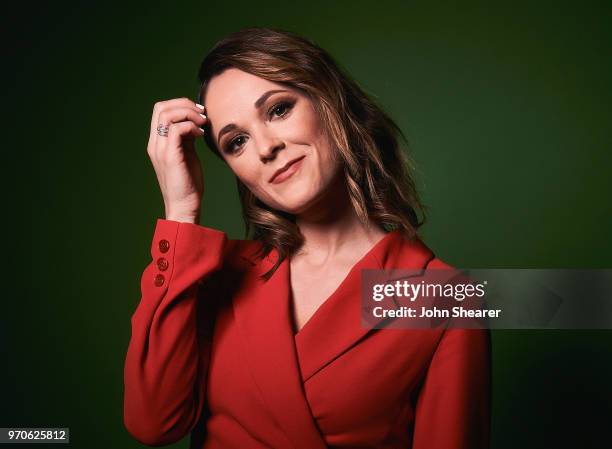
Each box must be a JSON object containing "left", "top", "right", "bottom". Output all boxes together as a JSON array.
[
  {"left": 227, "top": 159, "right": 257, "bottom": 187},
  {"left": 314, "top": 131, "right": 339, "bottom": 172},
  {"left": 304, "top": 110, "right": 334, "bottom": 158},
  {"left": 302, "top": 110, "right": 325, "bottom": 141},
  {"left": 227, "top": 159, "right": 271, "bottom": 199}
]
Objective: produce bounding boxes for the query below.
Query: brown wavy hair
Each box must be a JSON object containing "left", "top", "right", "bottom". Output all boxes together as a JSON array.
[{"left": 197, "top": 27, "right": 426, "bottom": 280}]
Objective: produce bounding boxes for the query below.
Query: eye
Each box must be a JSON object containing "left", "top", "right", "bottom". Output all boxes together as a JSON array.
[
  {"left": 222, "top": 100, "right": 295, "bottom": 155},
  {"left": 268, "top": 100, "right": 294, "bottom": 119},
  {"left": 223, "top": 135, "right": 247, "bottom": 154}
]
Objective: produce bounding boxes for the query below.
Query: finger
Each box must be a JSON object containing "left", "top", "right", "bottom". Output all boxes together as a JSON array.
[
  {"left": 153, "top": 111, "right": 206, "bottom": 160},
  {"left": 148, "top": 98, "right": 206, "bottom": 160},
  {"left": 156, "top": 107, "right": 207, "bottom": 133},
  {"left": 151, "top": 97, "right": 205, "bottom": 133},
  {"left": 165, "top": 121, "right": 206, "bottom": 152}
]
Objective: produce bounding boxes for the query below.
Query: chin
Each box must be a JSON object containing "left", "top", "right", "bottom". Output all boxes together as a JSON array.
[
  {"left": 261, "top": 185, "right": 323, "bottom": 216},
  {"left": 270, "top": 197, "right": 316, "bottom": 215},
  {"left": 251, "top": 166, "right": 341, "bottom": 216}
]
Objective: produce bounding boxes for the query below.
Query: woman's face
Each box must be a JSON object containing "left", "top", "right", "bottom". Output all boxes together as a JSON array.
[{"left": 203, "top": 68, "right": 341, "bottom": 215}]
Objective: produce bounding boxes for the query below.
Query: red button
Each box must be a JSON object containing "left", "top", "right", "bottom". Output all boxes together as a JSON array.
[
  {"left": 159, "top": 239, "right": 170, "bottom": 253},
  {"left": 154, "top": 274, "right": 165, "bottom": 287},
  {"left": 157, "top": 257, "right": 169, "bottom": 271}
]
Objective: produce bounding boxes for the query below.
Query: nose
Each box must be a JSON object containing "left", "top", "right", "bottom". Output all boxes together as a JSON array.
[{"left": 257, "top": 132, "right": 285, "bottom": 163}]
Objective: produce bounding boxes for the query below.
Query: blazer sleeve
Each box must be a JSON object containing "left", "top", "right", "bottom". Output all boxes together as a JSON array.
[
  {"left": 123, "top": 219, "right": 227, "bottom": 446},
  {"left": 412, "top": 328, "right": 492, "bottom": 449}
]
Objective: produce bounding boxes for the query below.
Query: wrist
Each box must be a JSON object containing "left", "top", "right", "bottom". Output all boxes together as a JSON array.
[{"left": 165, "top": 212, "right": 201, "bottom": 225}]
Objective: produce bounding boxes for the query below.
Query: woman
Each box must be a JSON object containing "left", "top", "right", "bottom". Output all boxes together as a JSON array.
[{"left": 124, "top": 27, "right": 491, "bottom": 449}]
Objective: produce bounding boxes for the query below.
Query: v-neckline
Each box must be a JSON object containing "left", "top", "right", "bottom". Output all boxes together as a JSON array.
[{"left": 288, "top": 230, "right": 400, "bottom": 337}]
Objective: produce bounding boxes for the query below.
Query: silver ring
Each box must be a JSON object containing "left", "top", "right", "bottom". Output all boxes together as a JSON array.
[{"left": 157, "top": 123, "right": 170, "bottom": 137}]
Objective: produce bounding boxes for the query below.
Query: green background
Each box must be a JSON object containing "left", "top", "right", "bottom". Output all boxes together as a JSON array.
[{"left": 3, "top": 1, "right": 611, "bottom": 448}]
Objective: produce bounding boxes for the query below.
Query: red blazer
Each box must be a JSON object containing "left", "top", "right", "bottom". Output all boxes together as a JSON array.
[{"left": 124, "top": 219, "right": 491, "bottom": 449}]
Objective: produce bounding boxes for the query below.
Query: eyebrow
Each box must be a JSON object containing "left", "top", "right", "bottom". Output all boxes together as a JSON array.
[{"left": 216, "top": 89, "right": 289, "bottom": 144}]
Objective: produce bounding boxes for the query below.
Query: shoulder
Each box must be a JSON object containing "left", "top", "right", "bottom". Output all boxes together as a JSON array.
[
  {"left": 426, "top": 257, "right": 455, "bottom": 270},
  {"left": 389, "top": 231, "right": 456, "bottom": 271}
]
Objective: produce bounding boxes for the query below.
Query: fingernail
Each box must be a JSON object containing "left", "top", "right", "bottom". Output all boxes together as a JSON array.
[
  {"left": 199, "top": 113, "right": 207, "bottom": 119},
  {"left": 199, "top": 127, "right": 205, "bottom": 133},
  {"left": 196, "top": 103, "right": 205, "bottom": 110}
]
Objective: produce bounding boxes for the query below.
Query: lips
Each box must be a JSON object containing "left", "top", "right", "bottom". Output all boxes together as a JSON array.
[{"left": 269, "top": 156, "right": 306, "bottom": 184}]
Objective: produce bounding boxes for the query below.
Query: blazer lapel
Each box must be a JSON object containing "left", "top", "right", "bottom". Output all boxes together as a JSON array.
[
  {"left": 231, "top": 251, "right": 328, "bottom": 449},
  {"left": 294, "top": 231, "right": 436, "bottom": 382}
]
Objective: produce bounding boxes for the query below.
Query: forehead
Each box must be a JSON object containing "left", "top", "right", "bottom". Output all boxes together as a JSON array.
[{"left": 204, "top": 68, "right": 285, "bottom": 116}]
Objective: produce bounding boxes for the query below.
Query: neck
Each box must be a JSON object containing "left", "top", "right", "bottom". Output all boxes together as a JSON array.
[{"left": 293, "top": 178, "right": 386, "bottom": 266}]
